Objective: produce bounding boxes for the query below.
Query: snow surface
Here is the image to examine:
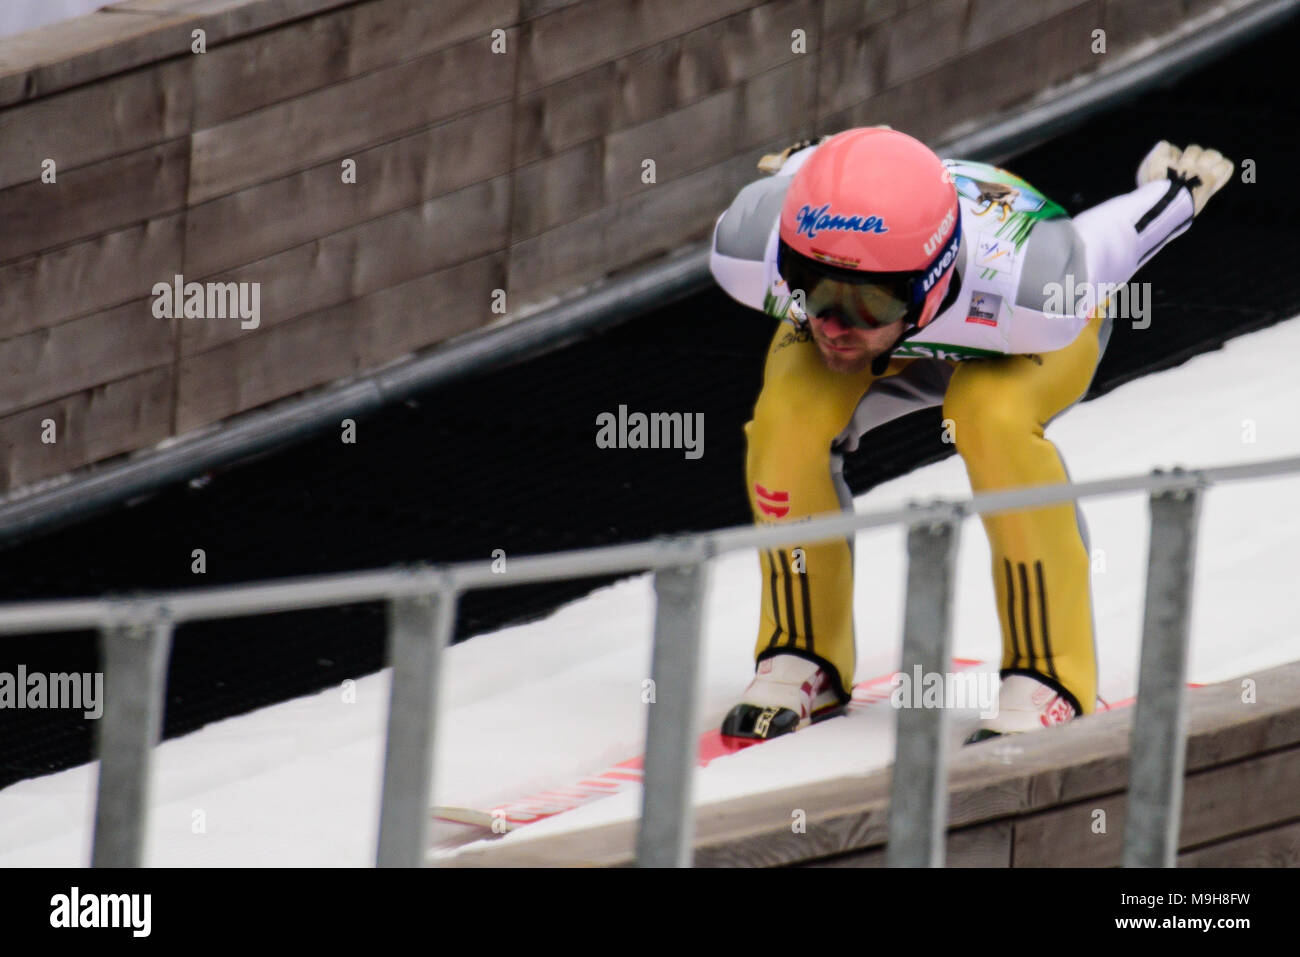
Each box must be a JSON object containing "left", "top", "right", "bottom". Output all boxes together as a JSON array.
[{"left": 2, "top": 317, "right": 1298, "bottom": 866}]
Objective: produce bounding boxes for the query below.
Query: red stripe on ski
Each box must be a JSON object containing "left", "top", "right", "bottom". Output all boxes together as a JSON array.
[
  {"left": 434, "top": 658, "right": 986, "bottom": 832},
  {"left": 1100, "top": 682, "right": 1201, "bottom": 712}
]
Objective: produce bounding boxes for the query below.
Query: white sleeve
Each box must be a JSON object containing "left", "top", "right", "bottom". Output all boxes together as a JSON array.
[
  {"left": 707, "top": 142, "right": 825, "bottom": 312},
  {"left": 1006, "top": 304, "right": 1091, "bottom": 353},
  {"left": 709, "top": 215, "right": 769, "bottom": 312},
  {"left": 1005, "top": 180, "right": 1195, "bottom": 351},
  {"left": 1073, "top": 180, "right": 1195, "bottom": 284}
]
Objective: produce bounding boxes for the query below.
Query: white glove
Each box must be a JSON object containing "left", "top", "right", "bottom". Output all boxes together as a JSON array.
[{"left": 1136, "top": 140, "right": 1234, "bottom": 216}]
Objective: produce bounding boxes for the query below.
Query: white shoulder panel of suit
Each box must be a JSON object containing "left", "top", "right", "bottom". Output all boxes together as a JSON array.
[{"left": 709, "top": 144, "right": 1102, "bottom": 359}]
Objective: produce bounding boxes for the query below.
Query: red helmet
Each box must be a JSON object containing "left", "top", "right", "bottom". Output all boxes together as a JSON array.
[{"left": 777, "top": 128, "right": 961, "bottom": 330}]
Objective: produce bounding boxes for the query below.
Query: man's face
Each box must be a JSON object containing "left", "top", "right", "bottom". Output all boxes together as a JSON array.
[{"left": 807, "top": 310, "right": 906, "bottom": 374}]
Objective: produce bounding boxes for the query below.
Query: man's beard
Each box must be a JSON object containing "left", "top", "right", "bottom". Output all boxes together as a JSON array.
[
  {"left": 809, "top": 314, "right": 906, "bottom": 374},
  {"left": 816, "top": 342, "right": 876, "bottom": 374}
]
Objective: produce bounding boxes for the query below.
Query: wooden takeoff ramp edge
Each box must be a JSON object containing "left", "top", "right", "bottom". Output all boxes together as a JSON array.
[{"left": 441, "top": 660, "right": 1300, "bottom": 867}]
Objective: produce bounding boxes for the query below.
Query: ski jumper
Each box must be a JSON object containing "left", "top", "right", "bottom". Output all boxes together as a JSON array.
[{"left": 710, "top": 144, "right": 1197, "bottom": 715}]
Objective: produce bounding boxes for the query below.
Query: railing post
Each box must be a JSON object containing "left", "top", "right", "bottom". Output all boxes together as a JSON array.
[
  {"left": 888, "top": 505, "right": 963, "bottom": 867},
  {"left": 92, "top": 601, "right": 173, "bottom": 867},
  {"left": 376, "top": 572, "right": 456, "bottom": 868},
  {"left": 637, "top": 555, "right": 710, "bottom": 867},
  {"left": 1124, "top": 474, "right": 1203, "bottom": 867}
]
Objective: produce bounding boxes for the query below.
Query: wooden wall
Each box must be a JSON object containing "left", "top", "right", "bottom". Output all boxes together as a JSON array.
[{"left": 0, "top": 0, "right": 1256, "bottom": 491}]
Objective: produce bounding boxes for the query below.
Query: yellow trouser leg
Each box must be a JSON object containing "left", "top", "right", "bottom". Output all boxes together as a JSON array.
[
  {"left": 943, "top": 314, "right": 1107, "bottom": 714},
  {"left": 744, "top": 326, "right": 914, "bottom": 701}
]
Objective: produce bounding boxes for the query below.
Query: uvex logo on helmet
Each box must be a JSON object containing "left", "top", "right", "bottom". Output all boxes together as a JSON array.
[
  {"left": 920, "top": 226, "right": 962, "bottom": 293},
  {"left": 922, "top": 208, "right": 956, "bottom": 257},
  {"left": 794, "top": 204, "right": 889, "bottom": 240}
]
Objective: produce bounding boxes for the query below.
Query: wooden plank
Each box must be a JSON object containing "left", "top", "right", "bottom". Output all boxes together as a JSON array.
[
  {"left": 1183, "top": 662, "right": 1300, "bottom": 765},
  {"left": 109, "top": 0, "right": 357, "bottom": 39},
  {"left": 832, "top": 748, "right": 1300, "bottom": 868},
  {"left": 0, "top": 57, "right": 191, "bottom": 192},
  {"left": 177, "top": 301, "right": 366, "bottom": 435},
  {"left": 0, "top": 213, "right": 184, "bottom": 338},
  {"left": 517, "top": 0, "right": 754, "bottom": 93},
  {"left": 1184, "top": 0, "right": 1243, "bottom": 16},
  {"left": 1180, "top": 746, "right": 1300, "bottom": 848},
  {"left": 804, "top": 820, "right": 1014, "bottom": 868},
  {"left": 966, "top": 0, "right": 1092, "bottom": 50},
  {"left": 513, "top": 0, "right": 817, "bottom": 167},
  {"left": 0, "top": 1, "right": 357, "bottom": 108},
  {"left": 0, "top": 297, "right": 175, "bottom": 417},
  {"left": 955, "top": 822, "right": 1014, "bottom": 868},
  {"left": 1102, "top": 0, "right": 1187, "bottom": 52},
  {"left": 521, "top": 0, "right": 583, "bottom": 15},
  {"left": 342, "top": 178, "right": 509, "bottom": 323},
  {"left": 1010, "top": 792, "right": 1128, "bottom": 867},
  {"left": 184, "top": 102, "right": 511, "bottom": 277},
  {"left": 446, "top": 773, "right": 896, "bottom": 867},
  {"left": 512, "top": 63, "right": 617, "bottom": 168},
  {"left": 1011, "top": 745, "right": 1300, "bottom": 867},
  {"left": 609, "top": 0, "right": 816, "bottom": 134},
  {"left": 821, "top": 0, "right": 900, "bottom": 37},
  {"left": 0, "top": 139, "right": 188, "bottom": 266},
  {"left": 948, "top": 714, "right": 1133, "bottom": 813},
  {"left": 358, "top": 251, "right": 505, "bottom": 366},
  {"left": 445, "top": 662, "right": 1300, "bottom": 866},
  {"left": 881, "top": 0, "right": 967, "bottom": 88},
  {"left": 175, "top": 252, "right": 503, "bottom": 432},
  {"left": 179, "top": 175, "right": 510, "bottom": 357},
  {"left": 818, "top": 2, "right": 1102, "bottom": 144},
  {"left": 0, "top": 8, "right": 193, "bottom": 108},
  {"left": 507, "top": 145, "right": 795, "bottom": 311},
  {"left": 0, "top": 366, "right": 173, "bottom": 493},
  {"left": 188, "top": 29, "right": 516, "bottom": 205},
  {"left": 191, "top": 0, "right": 518, "bottom": 127},
  {"left": 604, "top": 58, "right": 813, "bottom": 204},
  {"left": 510, "top": 142, "right": 604, "bottom": 241},
  {"left": 1178, "top": 818, "right": 1300, "bottom": 868},
  {"left": 954, "top": 2, "right": 1103, "bottom": 111},
  {"left": 816, "top": 24, "right": 889, "bottom": 120}
]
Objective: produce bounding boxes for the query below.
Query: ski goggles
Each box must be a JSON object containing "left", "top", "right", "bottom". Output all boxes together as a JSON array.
[
  {"left": 776, "top": 219, "right": 962, "bottom": 329},
  {"left": 777, "top": 241, "right": 917, "bottom": 328}
]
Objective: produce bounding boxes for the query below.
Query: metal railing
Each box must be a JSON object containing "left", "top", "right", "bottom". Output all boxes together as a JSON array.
[{"left": 1, "top": 453, "right": 1297, "bottom": 867}]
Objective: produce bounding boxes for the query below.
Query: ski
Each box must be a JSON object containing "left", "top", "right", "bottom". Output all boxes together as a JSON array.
[{"left": 429, "top": 657, "right": 987, "bottom": 849}]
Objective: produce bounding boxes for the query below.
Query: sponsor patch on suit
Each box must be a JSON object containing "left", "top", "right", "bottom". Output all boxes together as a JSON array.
[
  {"left": 965, "top": 292, "right": 1001, "bottom": 326},
  {"left": 975, "top": 235, "right": 1016, "bottom": 276}
]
